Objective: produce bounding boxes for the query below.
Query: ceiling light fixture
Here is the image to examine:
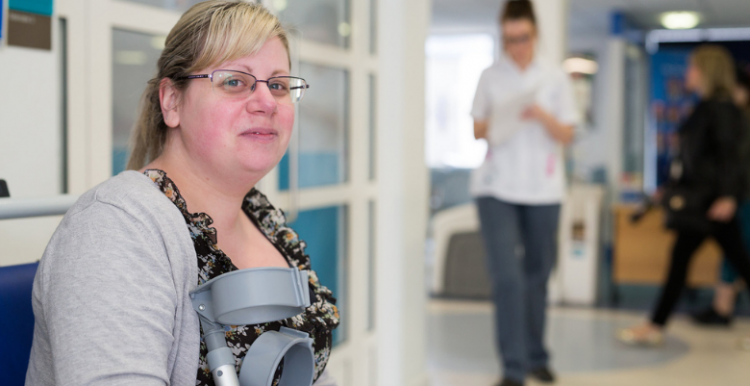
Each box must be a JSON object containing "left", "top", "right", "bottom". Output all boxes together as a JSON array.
[
  {"left": 661, "top": 11, "right": 700, "bottom": 30},
  {"left": 563, "top": 57, "right": 598, "bottom": 75}
]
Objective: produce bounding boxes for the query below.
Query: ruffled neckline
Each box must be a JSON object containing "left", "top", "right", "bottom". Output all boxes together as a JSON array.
[{"left": 143, "top": 169, "right": 299, "bottom": 270}]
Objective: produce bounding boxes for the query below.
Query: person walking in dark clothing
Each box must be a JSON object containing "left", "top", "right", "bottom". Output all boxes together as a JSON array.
[{"left": 619, "top": 45, "right": 750, "bottom": 346}]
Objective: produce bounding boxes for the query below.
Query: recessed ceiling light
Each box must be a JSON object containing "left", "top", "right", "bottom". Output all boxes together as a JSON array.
[{"left": 661, "top": 12, "right": 700, "bottom": 30}]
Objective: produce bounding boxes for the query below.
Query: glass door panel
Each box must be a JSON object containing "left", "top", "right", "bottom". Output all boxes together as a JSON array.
[
  {"left": 367, "top": 200, "right": 376, "bottom": 331},
  {"left": 279, "top": 62, "right": 349, "bottom": 189},
  {"left": 277, "top": 0, "right": 350, "bottom": 49},
  {"left": 368, "top": 73, "right": 377, "bottom": 181},
  {"left": 111, "top": 28, "right": 164, "bottom": 175}
]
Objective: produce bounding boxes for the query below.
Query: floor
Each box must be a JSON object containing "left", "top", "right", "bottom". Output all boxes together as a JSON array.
[{"left": 427, "top": 300, "right": 750, "bottom": 386}]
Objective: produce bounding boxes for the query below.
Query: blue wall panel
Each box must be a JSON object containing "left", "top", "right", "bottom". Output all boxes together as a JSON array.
[{"left": 289, "top": 205, "right": 346, "bottom": 344}]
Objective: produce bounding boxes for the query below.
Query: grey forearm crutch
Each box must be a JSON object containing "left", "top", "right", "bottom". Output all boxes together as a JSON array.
[{"left": 190, "top": 267, "right": 316, "bottom": 386}]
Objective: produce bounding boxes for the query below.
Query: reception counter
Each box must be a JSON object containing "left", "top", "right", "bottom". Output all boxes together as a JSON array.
[{"left": 613, "top": 205, "right": 720, "bottom": 287}]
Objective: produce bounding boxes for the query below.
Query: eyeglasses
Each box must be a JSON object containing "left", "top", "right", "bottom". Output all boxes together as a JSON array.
[
  {"left": 503, "top": 33, "right": 533, "bottom": 46},
  {"left": 178, "top": 69, "right": 310, "bottom": 104}
]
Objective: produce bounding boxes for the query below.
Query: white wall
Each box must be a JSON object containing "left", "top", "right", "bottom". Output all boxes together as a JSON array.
[
  {"left": 0, "top": 21, "right": 65, "bottom": 267},
  {"left": 565, "top": 31, "right": 627, "bottom": 248},
  {"left": 603, "top": 38, "right": 626, "bottom": 197},
  {"left": 533, "top": 0, "right": 570, "bottom": 64},
  {"left": 568, "top": 34, "right": 627, "bottom": 193},
  {"left": 567, "top": 36, "right": 613, "bottom": 182}
]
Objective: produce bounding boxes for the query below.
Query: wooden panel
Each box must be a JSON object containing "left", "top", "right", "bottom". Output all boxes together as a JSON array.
[{"left": 613, "top": 205, "right": 720, "bottom": 287}]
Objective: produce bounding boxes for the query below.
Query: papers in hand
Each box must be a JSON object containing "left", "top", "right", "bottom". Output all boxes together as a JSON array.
[{"left": 487, "top": 88, "right": 538, "bottom": 146}]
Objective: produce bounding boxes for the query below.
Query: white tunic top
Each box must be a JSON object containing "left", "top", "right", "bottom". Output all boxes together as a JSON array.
[{"left": 471, "top": 55, "right": 579, "bottom": 205}]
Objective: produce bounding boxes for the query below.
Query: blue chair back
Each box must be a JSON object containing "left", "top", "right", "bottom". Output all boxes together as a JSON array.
[{"left": 0, "top": 262, "right": 39, "bottom": 386}]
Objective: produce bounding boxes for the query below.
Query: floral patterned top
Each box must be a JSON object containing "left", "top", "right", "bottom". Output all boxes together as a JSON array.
[{"left": 144, "top": 169, "right": 340, "bottom": 386}]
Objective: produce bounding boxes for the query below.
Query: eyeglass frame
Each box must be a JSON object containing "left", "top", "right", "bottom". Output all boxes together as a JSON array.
[
  {"left": 502, "top": 33, "right": 534, "bottom": 46},
  {"left": 176, "top": 69, "right": 311, "bottom": 103}
]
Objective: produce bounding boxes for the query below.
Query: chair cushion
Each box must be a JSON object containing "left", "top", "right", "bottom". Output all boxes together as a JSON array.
[{"left": 0, "top": 262, "right": 39, "bottom": 386}]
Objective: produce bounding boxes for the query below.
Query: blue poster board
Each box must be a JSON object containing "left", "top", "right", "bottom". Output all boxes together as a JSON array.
[
  {"left": 648, "top": 49, "right": 696, "bottom": 188},
  {"left": 647, "top": 41, "right": 750, "bottom": 189}
]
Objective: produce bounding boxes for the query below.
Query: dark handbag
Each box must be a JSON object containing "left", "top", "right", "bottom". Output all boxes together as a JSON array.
[{"left": 661, "top": 182, "right": 715, "bottom": 233}]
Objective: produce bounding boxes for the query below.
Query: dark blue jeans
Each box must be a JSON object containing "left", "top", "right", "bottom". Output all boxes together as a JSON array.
[{"left": 475, "top": 197, "right": 561, "bottom": 383}]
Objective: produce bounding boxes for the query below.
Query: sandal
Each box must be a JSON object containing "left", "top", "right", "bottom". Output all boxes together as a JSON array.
[{"left": 617, "top": 325, "right": 665, "bottom": 347}]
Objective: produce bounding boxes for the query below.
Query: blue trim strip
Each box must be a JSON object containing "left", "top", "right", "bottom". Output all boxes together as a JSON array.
[
  {"left": 1, "top": 0, "right": 4, "bottom": 40},
  {"left": 9, "top": 0, "right": 53, "bottom": 17}
]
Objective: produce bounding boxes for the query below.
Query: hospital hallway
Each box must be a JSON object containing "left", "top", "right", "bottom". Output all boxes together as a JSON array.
[
  {"left": 427, "top": 300, "right": 750, "bottom": 386},
  {"left": 7, "top": 0, "right": 750, "bottom": 385}
]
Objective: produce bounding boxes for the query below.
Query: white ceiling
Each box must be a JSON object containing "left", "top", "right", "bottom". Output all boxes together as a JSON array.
[{"left": 431, "top": 0, "right": 750, "bottom": 38}]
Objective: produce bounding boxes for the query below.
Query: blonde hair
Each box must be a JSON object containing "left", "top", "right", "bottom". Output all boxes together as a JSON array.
[
  {"left": 692, "top": 45, "right": 736, "bottom": 101},
  {"left": 127, "top": 0, "right": 290, "bottom": 170}
]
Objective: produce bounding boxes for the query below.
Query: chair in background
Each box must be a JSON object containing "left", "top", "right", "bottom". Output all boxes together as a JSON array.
[
  {"left": 430, "top": 184, "right": 605, "bottom": 304},
  {"left": 430, "top": 203, "right": 492, "bottom": 299},
  {"left": 0, "top": 262, "right": 39, "bottom": 386}
]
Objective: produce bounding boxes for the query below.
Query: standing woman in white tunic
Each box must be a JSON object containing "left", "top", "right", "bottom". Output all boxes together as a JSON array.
[{"left": 471, "top": 1, "right": 579, "bottom": 386}]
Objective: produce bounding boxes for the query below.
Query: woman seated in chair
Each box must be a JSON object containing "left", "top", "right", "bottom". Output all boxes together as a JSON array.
[{"left": 25, "top": 2, "right": 339, "bottom": 385}]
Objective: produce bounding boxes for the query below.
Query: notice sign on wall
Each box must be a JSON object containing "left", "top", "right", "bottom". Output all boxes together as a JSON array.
[
  {"left": 8, "top": 0, "right": 53, "bottom": 50},
  {"left": 8, "top": 9, "right": 50, "bottom": 49}
]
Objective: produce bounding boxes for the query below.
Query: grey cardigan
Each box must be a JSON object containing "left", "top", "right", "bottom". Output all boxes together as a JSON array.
[
  {"left": 26, "top": 171, "right": 201, "bottom": 385},
  {"left": 25, "top": 171, "right": 338, "bottom": 386}
]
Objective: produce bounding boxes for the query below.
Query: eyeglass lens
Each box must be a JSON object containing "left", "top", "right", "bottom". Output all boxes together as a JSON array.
[
  {"left": 503, "top": 34, "right": 532, "bottom": 46},
  {"left": 211, "top": 70, "right": 308, "bottom": 103}
]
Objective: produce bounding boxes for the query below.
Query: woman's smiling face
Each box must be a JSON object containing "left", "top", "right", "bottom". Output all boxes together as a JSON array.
[{"left": 165, "top": 36, "right": 294, "bottom": 181}]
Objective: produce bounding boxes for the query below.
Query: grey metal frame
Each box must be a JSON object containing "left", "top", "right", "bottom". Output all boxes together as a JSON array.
[{"left": 0, "top": 195, "right": 80, "bottom": 220}]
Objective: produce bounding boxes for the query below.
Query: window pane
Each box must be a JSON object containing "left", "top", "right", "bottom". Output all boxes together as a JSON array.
[
  {"left": 425, "top": 34, "right": 493, "bottom": 169},
  {"left": 277, "top": 0, "right": 350, "bottom": 49},
  {"left": 117, "top": 0, "right": 204, "bottom": 12},
  {"left": 368, "top": 74, "right": 376, "bottom": 181},
  {"left": 112, "top": 28, "right": 164, "bottom": 176},
  {"left": 279, "top": 63, "right": 349, "bottom": 189},
  {"left": 367, "top": 200, "right": 376, "bottom": 331},
  {"left": 289, "top": 205, "right": 348, "bottom": 345},
  {"left": 369, "top": 0, "right": 377, "bottom": 54},
  {"left": 60, "top": 18, "right": 69, "bottom": 193}
]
